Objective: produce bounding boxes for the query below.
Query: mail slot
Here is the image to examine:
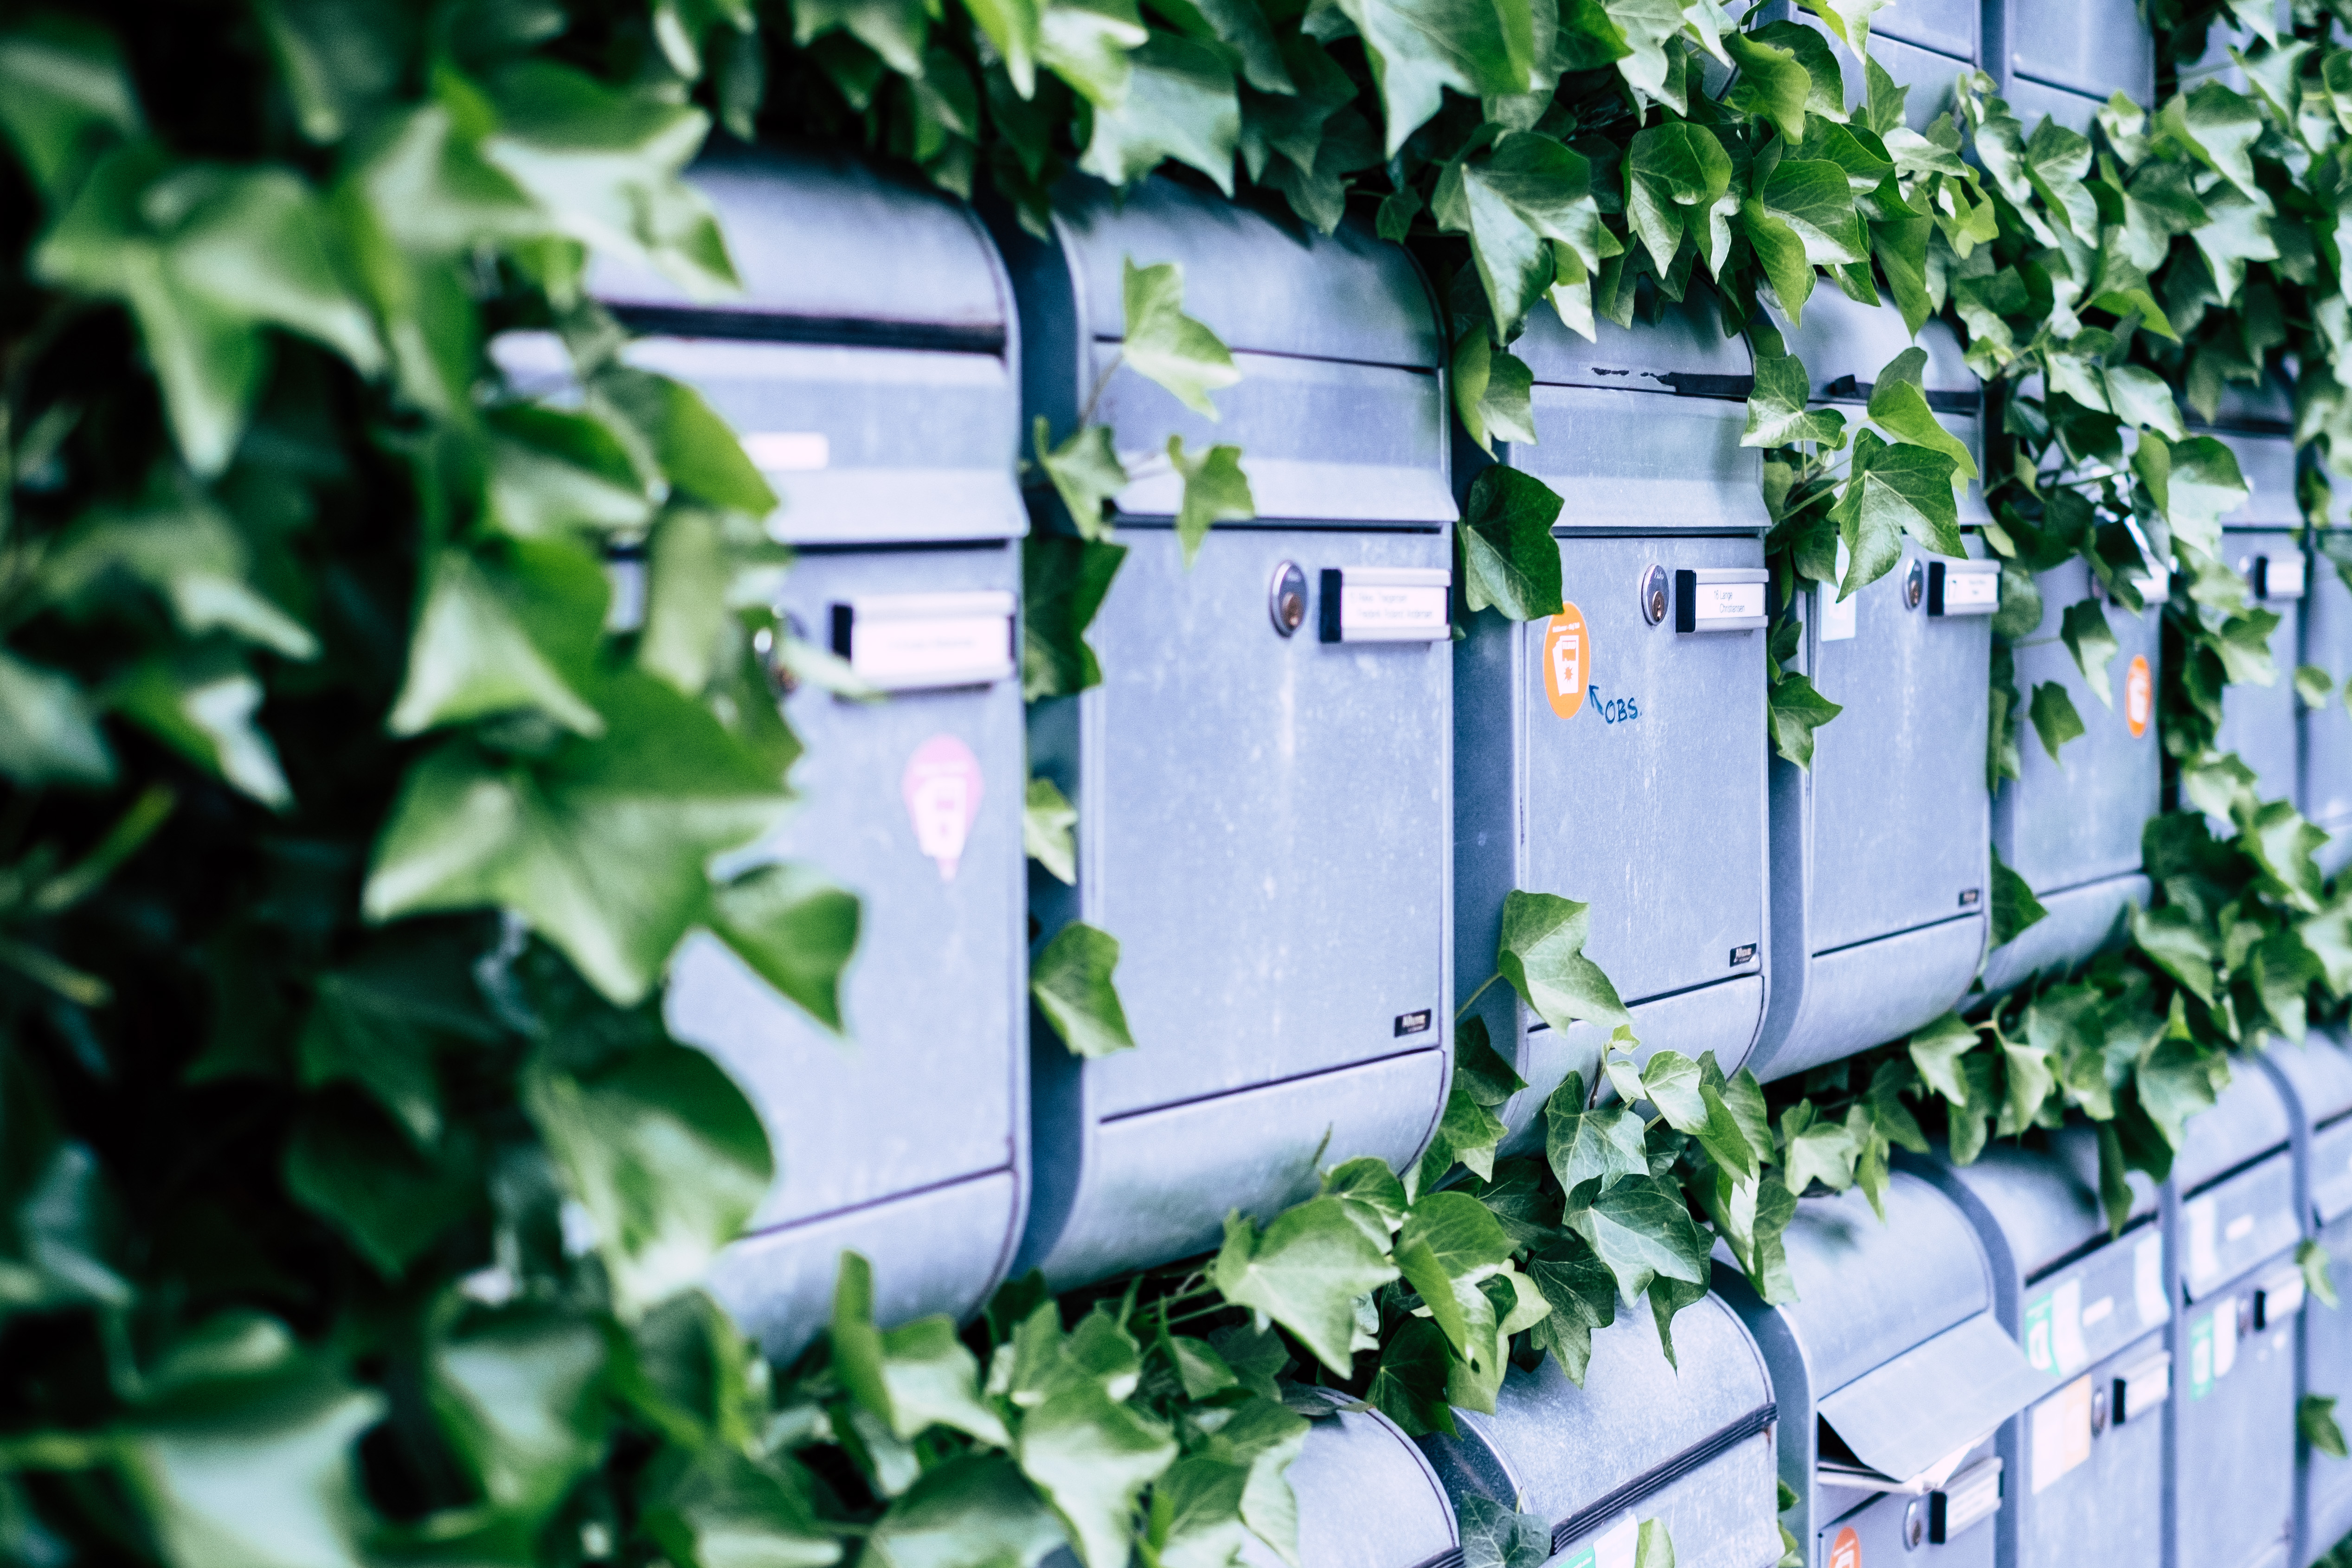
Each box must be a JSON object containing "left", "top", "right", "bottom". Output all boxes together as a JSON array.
[
  {"left": 1980, "top": 545, "right": 2165, "bottom": 995},
  {"left": 1747, "top": 293, "right": 1990, "bottom": 1081},
  {"left": 2256, "top": 1034, "right": 2352, "bottom": 1563},
  {"left": 992, "top": 177, "right": 1453, "bottom": 1288},
  {"left": 1992, "top": 0, "right": 2152, "bottom": 133},
  {"left": 1417, "top": 1295, "right": 1781, "bottom": 1568},
  {"left": 2307, "top": 516, "right": 2352, "bottom": 874},
  {"left": 2169, "top": 1063, "right": 2303, "bottom": 1568},
  {"left": 1915, "top": 1131, "right": 2170, "bottom": 1568},
  {"left": 1719, "top": 1172, "right": 2045, "bottom": 1568},
  {"left": 2204, "top": 379, "right": 2310, "bottom": 819},
  {"left": 499, "top": 151, "right": 1031, "bottom": 1360},
  {"left": 1455, "top": 295, "right": 1769, "bottom": 1136}
]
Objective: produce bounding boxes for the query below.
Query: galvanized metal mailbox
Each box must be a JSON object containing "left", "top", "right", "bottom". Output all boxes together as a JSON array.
[
  {"left": 1916, "top": 1133, "right": 2170, "bottom": 1568},
  {"left": 1992, "top": 0, "right": 2153, "bottom": 132},
  {"left": 1980, "top": 550, "right": 2165, "bottom": 993},
  {"left": 2167, "top": 1064, "right": 2305, "bottom": 1568},
  {"left": 1749, "top": 295, "right": 1992, "bottom": 1081},
  {"left": 1418, "top": 1295, "right": 1782, "bottom": 1568},
  {"left": 1454, "top": 297, "right": 1769, "bottom": 1140},
  {"left": 1719, "top": 1172, "right": 2047, "bottom": 1568},
  {"left": 507, "top": 152, "right": 1033, "bottom": 1359},
  {"left": 2255, "top": 1033, "right": 2352, "bottom": 1566},
  {"left": 2204, "top": 383, "right": 2311, "bottom": 815},
  {"left": 1240, "top": 1409, "right": 1461, "bottom": 1568},
  {"left": 991, "top": 179, "right": 1455, "bottom": 1288}
]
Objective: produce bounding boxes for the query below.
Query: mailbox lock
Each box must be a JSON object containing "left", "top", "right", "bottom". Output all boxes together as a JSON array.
[
  {"left": 1639, "top": 564, "right": 1669, "bottom": 626},
  {"left": 1903, "top": 559, "right": 1925, "bottom": 610},
  {"left": 1268, "top": 561, "right": 1308, "bottom": 636},
  {"left": 2090, "top": 1383, "right": 2110, "bottom": 1436},
  {"left": 1902, "top": 1497, "right": 1928, "bottom": 1550},
  {"left": 758, "top": 616, "right": 808, "bottom": 697}
]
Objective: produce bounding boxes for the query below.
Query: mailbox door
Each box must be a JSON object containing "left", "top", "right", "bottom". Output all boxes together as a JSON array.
[
  {"left": 1236, "top": 1409, "right": 1458, "bottom": 1568},
  {"left": 1985, "top": 559, "right": 2160, "bottom": 990},
  {"left": 1808, "top": 538, "right": 1993, "bottom": 952},
  {"left": 1814, "top": 1446, "right": 1999, "bottom": 1568},
  {"left": 1518, "top": 533, "right": 1768, "bottom": 1041},
  {"left": 1870, "top": 0, "right": 1973, "bottom": 64},
  {"left": 2305, "top": 538, "right": 2352, "bottom": 860},
  {"left": 2216, "top": 528, "right": 2307, "bottom": 811},
  {"left": 2174, "top": 1258, "right": 2300, "bottom": 1568},
  {"left": 2309, "top": 1197, "right": 2352, "bottom": 1556}
]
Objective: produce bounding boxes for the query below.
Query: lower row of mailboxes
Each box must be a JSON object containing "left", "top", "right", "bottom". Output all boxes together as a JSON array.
[{"left": 1165, "top": 1037, "right": 2352, "bottom": 1568}]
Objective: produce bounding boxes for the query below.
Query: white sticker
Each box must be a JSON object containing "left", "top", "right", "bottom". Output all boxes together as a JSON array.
[
  {"left": 1821, "top": 542, "right": 1857, "bottom": 641},
  {"left": 1939, "top": 566, "right": 2001, "bottom": 612},
  {"left": 2186, "top": 1197, "right": 2220, "bottom": 1290},
  {"left": 2215, "top": 1306, "right": 2239, "bottom": 1379},
  {"left": 2135, "top": 1236, "right": 2169, "bottom": 1327},
  {"left": 2265, "top": 554, "right": 2309, "bottom": 599},
  {"left": 2081, "top": 1295, "right": 2114, "bottom": 1328},
  {"left": 2225, "top": 1212, "right": 2256, "bottom": 1242},
  {"left": 1591, "top": 1512, "right": 1640, "bottom": 1568},
  {"left": 2030, "top": 1376, "right": 2095, "bottom": 1494},
  {"left": 845, "top": 592, "right": 1017, "bottom": 691},
  {"left": 2052, "top": 1278, "right": 2089, "bottom": 1375},
  {"left": 741, "top": 431, "right": 830, "bottom": 471}
]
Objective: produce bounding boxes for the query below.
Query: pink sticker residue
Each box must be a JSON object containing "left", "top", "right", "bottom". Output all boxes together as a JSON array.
[{"left": 902, "top": 734, "right": 983, "bottom": 880}]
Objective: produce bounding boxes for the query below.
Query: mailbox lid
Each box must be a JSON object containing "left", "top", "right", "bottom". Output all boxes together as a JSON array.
[
  {"left": 2174, "top": 1062, "right": 2293, "bottom": 1195},
  {"left": 2008, "top": 0, "right": 2154, "bottom": 104},
  {"left": 589, "top": 148, "right": 1011, "bottom": 337},
  {"left": 1049, "top": 177, "right": 1439, "bottom": 370},
  {"left": 2002, "top": 77, "right": 2107, "bottom": 137},
  {"left": 1871, "top": 0, "right": 1975, "bottom": 64},
  {"left": 1931, "top": 1131, "right": 2158, "bottom": 1284},
  {"left": 1508, "top": 297, "right": 1767, "bottom": 533},
  {"left": 1991, "top": 556, "right": 2162, "bottom": 896},
  {"left": 1467, "top": 1298, "right": 1774, "bottom": 1530},
  {"left": 1237, "top": 1408, "right": 1458, "bottom": 1568},
  {"left": 1816, "top": 1313, "right": 2045, "bottom": 1491},
  {"left": 1518, "top": 533, "right": 1768, "bottom": 1009},
  {"left": 1773, "top": 294, "right": 1987, "bottom": 523},
  {"left": 1774, "top": 1173, "right": 1995, "bottom": 1396}
]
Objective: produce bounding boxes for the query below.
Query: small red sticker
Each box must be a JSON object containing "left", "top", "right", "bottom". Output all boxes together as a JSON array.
[
  {"left": 1830, "top": 1526, "right": 1862, "bottom": 1568},
  {"left": 902, "top": 734, "right": 983, "bottom": 880},
  {"left": 1543, "top": 605, "right": 1591, "bottom": 719},
  {"left": 2125, "top": 654, "right": 2152, "bottom": 739}
]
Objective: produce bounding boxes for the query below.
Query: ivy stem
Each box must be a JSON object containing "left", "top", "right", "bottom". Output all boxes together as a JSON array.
[
  {"left": 1076, "top": 350, "right": 1125, "bottom": 428},
  {"left": 1454, "top": 972, "right": 1503, "bottom": 1021}
]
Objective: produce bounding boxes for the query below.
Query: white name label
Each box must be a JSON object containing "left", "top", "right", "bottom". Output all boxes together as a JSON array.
[
  {"left": 841, "top": 591, "right": 1015, "bottom": 691},
  {"left": 1696, "top": 580, "right": 1766, "bottom": 622},
  {"left": 2263, "top": 554, "right": 2308, "bottom": 599},
  {"left": 1939, "top": 566, "right": 2000, "bottom": 614},
  {"left": 1329, "top": 567, "right": 1451, "bottom": 642}
]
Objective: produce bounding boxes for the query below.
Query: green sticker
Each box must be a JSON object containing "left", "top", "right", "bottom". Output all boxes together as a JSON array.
[
  {"left": 2189, "top": 1312, "right": 2215, "bottom": 1401},
  {"left": 2024, "top": 1292, "right": 2055, "bottom": 1375},
  {"left": 1559, "top": 1550, "right": 1596, "bottom": 1568}
]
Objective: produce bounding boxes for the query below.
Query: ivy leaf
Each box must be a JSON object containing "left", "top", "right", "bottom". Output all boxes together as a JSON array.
[
  {"left": 1990, "top": 856, "right": 2049, "bottom": 948},
  {"left": 1459, "top": 1496, "right": 1553, "bottom": 1568},
  {"left": 1165, "top": 436, "right": 1254, "bottom": 566},
  {"left": 1626, "top": 122, "right": 1731, "bottom": 276},
  {"left": 1192, "top": 1396, "right": 1307, "bottom": 1566},
  {"left": 1767, "top": 670, "right": 1842, "bottom": 769},
  {"left": 639, "top": 1445, "right": 846, "bottom": 1568},
  {"left": 1723, "top": 30, "right": 1810, "bottom": 145},
  {"left": 1034, "top": 419, "right": 1129, "bottom": 540},
  {"left": 1449, "top": 131, "right": 1602, "bottom": 339},
  {"left": 1080, "top": 32, "right": 1240, "bottom": 193},
  {"left": 1395, "top": 1191, "right": 1514, "bottom": 1354},
  {"left": 1864, "top": 351, "right": 1976, "bottom": 480},
  {"left": 1779, "top": 1104, "right": 1859, "bottom": 1194},
  {"left": 387, "top": 540, "right": 609, "bottom": 739},
  {"left": 2028, "top": 681, "right": 2085, "bottom": 763},
  {"left": 1120, "top": 257, "right": 1241, "bottom": 416},
  {"left": 1414, "top": 1085, "right": 1510, "bottom": 1188},
  {"left": 1212, "top": 1199, "right": 1400, "bottom": 1375},
  {"left": 1331, "top": 0, "right": 1535, "bottom": 156},
  {"left": 2302, "top": 1396, "right": 2351, "bottom": 1462},
  {"left": 1860, "top": 50, "right": 1907, "bottom": 136},
  {"left": 2189, "top": 184, "right": 2278, "bottom": 307},
  {"left": 594, "top": 368, "right": 777, "bottom": 517},
  {"left": 1040, "top": 0, "right": 1150, "bottom": 108},
  {"left": 1742, "top": 199, "right": 1816, "bottom": 326},
  {"left": 1742, "top": 354, "right": 1847, "bottom": 448},
  {"left": 1365, "top": 1317, "right": 1454, "bottom": 1436},
  {"left": 1023, "top": 536, "right": 1127, "bottom": 701},
  {"left": 1524, "top": 1233, "right": 1616, "bottom": 1384},
  {"left": 365, "top": 675, "right": 790, "bottom": 1006},
  {"left": 1452, "top": 1015, "right": 1529, "bottom": 1107},
  {"left": 1497, "top": 889, "right": 1631, "bottom": 1032},
  {"left": 1800, "top": 0, "right": 1884, "bottom": 58},
  {"left": 1031, "top": 922, "right": 1137, "bottom": 1058},
  {"left": 1639, "top": 1051, "right": 1707, "bottom": 1134},
  {"left": 1562, "top": 1174, "right": 1709, "bottom": 1303},
  {"left": 1604, "top": 0, "right": 1697, "bottom": 111},
  {"left": 1458, "top": 467, "right": 1565, "bottom": 619},
  {"left": 1147, "top": 1456, "right": 1251, "bottom": 1568},
  {"left": 1760, "top": 157, "right": 1868, "bottom": 268},
  {"left": 0, "top": 19, "right": 141, "bottom": 199},
  {"left": 1015, "top": 1378, "right": 1176, "bottom": 1568},
  {"left": 1024, "top": 777, "right": 1080, "bottom": 884},
  {"left": 2301, "top": 1239, "right": 2340, "bottom": 1311},
  {"left": 430, "top": 1310, "right": 610, "bottom": 1525},
  {"left": 2103, "top": 365, "right": 2184, "bottom": 440},
  {"left": 2059, "top": 598, "right": 2121, "bottom": 707},
  {"left": 1544, "top": 1073, "right": 1649, "bottom": 1194},
  {"left": 1832, "top": 428, "right": 1963, "bottom": 577},
  {"left": 865, "top": 1455, "right": 1065, "bottom": 1568},
  {"left": 2298, "top": 664, "right": 2338, "bottom": 710},
  {"left": 1907, "top": 1013, "right": 1977, "bottom": 1105},
  {"left": 1451, "top": 333, "right": 1533, "bottom": 454},
  {"left": 284, "top": 1100, "right": 474, "bottom": 1276},
  {"left": 0, "top": 649, "right": 115, "bottom": 788},
  {"left": 112, "top": 651, "right": 293, "bottom": 810}
]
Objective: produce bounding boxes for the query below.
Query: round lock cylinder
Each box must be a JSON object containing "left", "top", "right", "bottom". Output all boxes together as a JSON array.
[
  {"left": 1639, "top": 563, "right": 1668, "bottom": 626},
  {"left": 1902, "top": 1497, "right": 1928, "bottom": 1550},
  {"left": 1903, "top": 559, "right": 1925, "bottom": 610},
  {"left": 1268, "top": 560, "right": 1307, "bottom": 636}
]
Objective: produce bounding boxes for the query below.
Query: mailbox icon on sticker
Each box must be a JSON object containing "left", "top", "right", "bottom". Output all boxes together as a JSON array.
[{"left": 1545, "top": 607, "right": 1589, "bottom": 719}]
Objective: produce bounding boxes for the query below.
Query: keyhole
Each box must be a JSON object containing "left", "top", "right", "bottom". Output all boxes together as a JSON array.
[{"left": 1269, "top": 561, "right": 1308, "bottom": 636}]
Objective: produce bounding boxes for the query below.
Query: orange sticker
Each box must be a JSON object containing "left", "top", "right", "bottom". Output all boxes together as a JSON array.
[
  {"left": 1830, "top": 1526, "right": 1862, "bottom": 1568},
  {"left": 2125, "top": 654, "right": 2153, "bottom": 739},
  {"left": 1542, "top": 605, "right": 1590, "bottom": 719}
]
